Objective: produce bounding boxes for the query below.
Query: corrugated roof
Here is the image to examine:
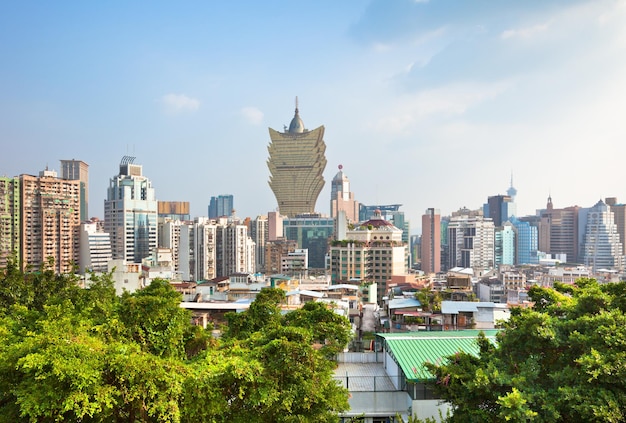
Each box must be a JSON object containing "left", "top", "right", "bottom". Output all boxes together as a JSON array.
[
  {"left": 388, "top": 297, "right": 421, "bottom": 310},
  {"left": 377, "top": 330, "right": 500, "bottom": 382},
  {"left": 441, "top": 301, "right": 496, "bottom": 314}
]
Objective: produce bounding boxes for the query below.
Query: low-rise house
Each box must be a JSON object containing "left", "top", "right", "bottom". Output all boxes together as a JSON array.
[
  {"left": 336, "top": 330, "right": 500, "bottom": 422},
  {"left": 440, "top": 301, "right": 509, "bottom": 330}
]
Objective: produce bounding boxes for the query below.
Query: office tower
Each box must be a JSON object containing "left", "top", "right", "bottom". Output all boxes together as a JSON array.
[
  {"left": 20, "top": 169, "right": 81, "bottom": 273},
  {"left": 580, "top": 200, "right": 624, "bottom": 271},
  {"left": 510, "top": 216, "right": 539, "bottom": 265},
  {"left": 605, "top": 197, "right": 626, "bottom": 255},
  {"left": 79, "top": 220, "right": 112, "bottom": 273},
  {"left": 250, "top": 215, "right": 268, "bottom": 272},
  {"left": 208, "top": 195, "right": 234, "bottom": 219},
  {"left": 104, "top": 156, "right": 157, "bottom": 264},
  {"left": 494, "top": 222, "right": 515, "bottom": 266},
  {"left": 283, "top": 213, "right": 334, "bottom": 269},
  {"left": 158, "top": 201, "right": 190, "bottom": 221},
  {"left": 448, "top": 214, "right": 495, "bottom": 274},
  {"left": 485, "top": 194, "right": 515, "bottom": 227},
  {"left": 267, "top": 99, "right": 327, "bottom": 217},
  {"left": 0, "top": 177, "right": 20, "bottom": 268},
  {"left": 60, "top": 159, "right": 89, "bottom": 222},
  {"left": 329, "top": 210, "right": 408, "bottom": 305},
  {"left": 330, "top": 165, "right": 359, "bottom": 222},
  {"left": 538, "top": 196, "right": 579, "bottom": 263},
  {"left": 421, "top": 208, "right": 441, "bottom": 274}
]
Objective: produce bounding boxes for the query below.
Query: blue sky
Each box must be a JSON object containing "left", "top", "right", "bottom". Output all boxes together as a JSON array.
[{"left": 2, "top": 0, "right": 626, "bottom": 231}]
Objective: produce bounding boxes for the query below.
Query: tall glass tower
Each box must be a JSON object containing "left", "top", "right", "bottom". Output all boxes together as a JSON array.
[
  {"left": 267, "top": 99, "right": 327, "bottom": 217},
  {"left": 104, "top": 156, "right": 157, "bottom": 263}
]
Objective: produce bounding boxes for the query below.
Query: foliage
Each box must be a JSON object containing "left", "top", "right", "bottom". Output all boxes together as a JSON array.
[
  {"left": 424, "top": 278, "right": 626, "bottom": 422},
  {"left": 0, "top": 269, "right": 351, "bottom": 422}
]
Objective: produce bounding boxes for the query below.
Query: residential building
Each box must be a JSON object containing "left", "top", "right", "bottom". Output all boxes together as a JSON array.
[
  {"left": 79, "top": 219, "right": 112, "bottom": 273},
  {"left": 265, "top": 238, "right": 297, "bottom": 275},
  {"left": 104, "top": 156, "right": 158, "bottom": 264},
  {"left": 216, "top": 215, "right": 256, "bottom": 276},
  {"left": 267, "top": 99, "right": 327, "bottom": 217},
  {"left": 447, "top": 213, "right": 495, "bottom": 275},
  {"left": 208, "top": 195, "right": 234, "bottom": 219},
  {"left": 20, "top": 169, "right": 81, "bottom": 273},
  {"left": 330, "top": 164, "right": 359, "bottom": 223},
  {"left": 0, "top": 177, "right": 20, "bottom": 268},
  {"left": 250, "top": 215, "right": 268, "bottom": 272},
  {"left": 421, "top": 208, "right": 441, "bottom": 274},
  {"left": 605, "top": 197, "right": 626, "bottom": 256},
  {"left": 60, "top": 159, "right": 89, "bottom": 221},
  {"left": 329, "top": 210, "right": 408, "bottom": 305}
]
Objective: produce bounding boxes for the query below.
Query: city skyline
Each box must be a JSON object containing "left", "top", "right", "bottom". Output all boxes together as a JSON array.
[{"left": 2, "top": 1, "right": 626, "bottom": 227}]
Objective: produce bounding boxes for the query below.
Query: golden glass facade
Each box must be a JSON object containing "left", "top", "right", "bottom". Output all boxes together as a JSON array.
[{"left": 267, "top": 106, "right": 327, "bottom": 217}]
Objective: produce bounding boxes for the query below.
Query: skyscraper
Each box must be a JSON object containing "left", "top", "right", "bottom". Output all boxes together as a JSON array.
[
  {"left": 104, "top": 156, "right": 157, "bottom": 263},
  {"left": 538, "top": 196, "right": 579, "bottom": 263},
  {"left": 448, "top": 214, "right": 495, "bottom": 274},
  {"left": 0, "top": 177, "right": 20, "bottom": 268},
  {"left": 60, "top": 159, "right": 89, "bottom": 221},
  {"left": 208, "top": 195, "right": 234, "bottom": 219},
  {"left": 421, "top": 208, "right": 441, "bottom": 274},
  {"left": 580, "top": 200, "right": 624, "bottom": 271},
  {"left": 20, "top": 169, "right": 81, "bottom": 273},
  {"left": 267, "top": 99, "right": 327, "bottom": 217},
  {"left": 330, "top": 165, "right": 359, "bottom": 222}
]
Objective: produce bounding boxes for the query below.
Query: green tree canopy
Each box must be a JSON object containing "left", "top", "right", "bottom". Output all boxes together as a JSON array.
[{"left": 425, "top": 278, "right": 626, "bottom": 423}]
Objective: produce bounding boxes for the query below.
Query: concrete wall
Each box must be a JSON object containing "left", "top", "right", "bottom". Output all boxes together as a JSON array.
[{"left": 412, "top": 399, "right": 452, "bottom": 423}]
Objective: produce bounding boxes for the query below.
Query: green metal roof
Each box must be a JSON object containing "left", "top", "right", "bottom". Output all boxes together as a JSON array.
[{"left": 377, "top": 330, "right": 500, "bottom": 382}]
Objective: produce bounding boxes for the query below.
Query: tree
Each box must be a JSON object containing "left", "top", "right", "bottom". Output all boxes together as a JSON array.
[{"left": 425, "top": 278, "right": 626, "bottom": 422}]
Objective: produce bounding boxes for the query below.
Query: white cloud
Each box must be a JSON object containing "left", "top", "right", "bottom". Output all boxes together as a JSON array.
[
  {"left": 241, "top": 106, "right": 264, "bottom": 125},
  {"left": 161, "top": 94, "right": 200, "bottom": 113},
  {"left": 371, "top": 81, "right": 510, "bottom": 134},
  {"left": 500, "top": 22, "right": 551, "bottom": 40}
]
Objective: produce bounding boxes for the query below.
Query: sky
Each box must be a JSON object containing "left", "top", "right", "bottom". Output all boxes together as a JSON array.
[{"left": 2, "top": 0, "right": 626, "bottom": 233}]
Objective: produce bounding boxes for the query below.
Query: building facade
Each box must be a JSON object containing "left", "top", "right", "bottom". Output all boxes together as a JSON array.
[
  {"left": 580, "top": 200, "right": 624, "bottom": 271},
  {"left": 20, "top": 169, "right": 81, "bottom": 273},
  {"left": 60, "top": 159, "right": 89, "bottom": 221},
  {"left": 208, "top": 195, "right": 234, "bottom": 219},
  {"left": 267, "top": 101, "right": 327, "bottom": 217},
  {"left": 79, "top": 220, "right": 112, "bottom": 273},
  {"left": 448, "top": 214, "right": 495, "bottom": 274},
  {"left": 283, "top": 213, "right": 334, "bottom": 269},
  {"left": 538, "top": 196, "right": 579, "bottom": 264},
  {"left": 330, "top": 165, "right": 359, "bottom": 223},
  {"left": 104, "top": 156, "right": 157, "bottom": 264},
  {"left": 421, "top": 208, "right": 441, "bottom": 274},
  {"left": 329, "top": 210, "right": 408, "bottom": 305},
  {"left": 0, "top": 177, "right": 20, "bottom": 268}
]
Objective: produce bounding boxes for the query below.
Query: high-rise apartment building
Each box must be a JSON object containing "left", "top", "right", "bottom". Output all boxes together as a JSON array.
[
  {"left": 250, "top": 215, "right": 268, "bottom": 272},
  {"left": 79, "top": 220, "right": 112, "bottom": 273},
  {"left": 421, "top": 208, "right": 441, "bottom": 274},
  {"left": 448, "top": 214, "right": 495, "bottom": 274},
  {"left": 329, "top": 210, "right": 408, "bottom": 305},
  {"left": 104, "top": 156, "right": 157, "bottom": 264},
  {"left": 605, "top": 197, "right": 626, "bottom": 256},
  {"left": 267, "top": 100, "right": 327, "bottom": 217},
  {"left": 60, "top": 159, "right": 89, "bottom": 222},
  {"left": 580, "top": 200, "right": 624, "bottom": 271},
  {"left": 20, "top": 169, "right": 81, "bottom": 273},
  {"left": 208, "top": 195, "right": 234, "bottom": 219},
  {"left": 0, "top": 177, "right": 20, "bottom": 268},
  {"left": 330, "top": 165, "right": 359, "bottom": 222}
]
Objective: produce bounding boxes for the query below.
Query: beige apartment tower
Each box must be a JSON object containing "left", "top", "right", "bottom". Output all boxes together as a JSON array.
[
  {"left": 0, "top": 177, "right": 20, "bottom": 268},
  {"left": 20, "top": 169, "right": 81, "bottom": 273},
  {"left": 267, "top": 99, "right": 327, "bottom": 217}
]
